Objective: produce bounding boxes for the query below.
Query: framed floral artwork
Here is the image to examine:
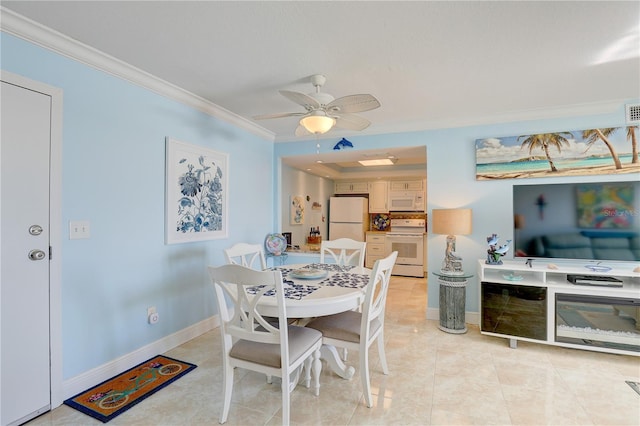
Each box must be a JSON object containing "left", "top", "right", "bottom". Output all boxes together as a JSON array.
[
  {"left": 290, "top": 195, "right": 305, "bottom": 225},
  {"left": 165, "top": 138, "right": 228, "bottom": 244}
]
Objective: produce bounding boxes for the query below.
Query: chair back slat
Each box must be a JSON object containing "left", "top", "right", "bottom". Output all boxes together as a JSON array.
[
  {"left": 209, "top": 264, "right": 287, "bottom": 349},
  {"left": 360, "top": 251, "right": 398, "bottom": 337},
  {"left": 320, "top": 238, "right": 366, "bottom": 267},
  {"left": 223, "top": 243, "right": 267, "bottom": 270}
]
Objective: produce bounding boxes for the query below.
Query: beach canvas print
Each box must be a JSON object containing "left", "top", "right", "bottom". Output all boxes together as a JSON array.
[{"left": 475, "top": 126, "right": 639, "bottom": 180}]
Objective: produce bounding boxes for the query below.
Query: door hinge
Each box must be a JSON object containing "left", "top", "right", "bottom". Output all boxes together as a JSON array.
[{"left": 49, "top": 246, "right": 52, "bottom": 260}]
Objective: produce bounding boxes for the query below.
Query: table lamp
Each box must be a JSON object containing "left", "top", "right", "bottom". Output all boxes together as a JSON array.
[{"left": 432, "top": 208, "right": 473, "bottom": 275}]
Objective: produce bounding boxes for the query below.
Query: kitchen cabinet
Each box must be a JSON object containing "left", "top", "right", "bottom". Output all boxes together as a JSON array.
[
  {"left": 389, "top": 180, "right": 424, "bottom": 191},
  {"left": 368, "top": 181, "right": 388, "bottom": 213},
  {"left": 365, "top": 233, "right": 387, "bottom": 268},
  {"left": 334, "top": 181, "right": 369, "bottom": 194}
]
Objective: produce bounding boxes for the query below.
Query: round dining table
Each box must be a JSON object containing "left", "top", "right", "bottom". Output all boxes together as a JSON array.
[{"left": 257, "top": 263, "right": 372, "bottom": 379}]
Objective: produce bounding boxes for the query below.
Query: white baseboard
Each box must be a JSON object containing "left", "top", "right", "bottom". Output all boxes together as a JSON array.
[
  {"left": 426, "top": 308, "right": 480, "bottom": 326},
  {"left": 60, "top": 315, "right": 220, "bottom": 403}
]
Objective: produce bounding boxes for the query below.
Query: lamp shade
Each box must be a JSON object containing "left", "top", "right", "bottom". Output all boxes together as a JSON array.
[
  {"left": 299, "top": 113, "right": 336, "bottom": 134},
  {"left": 432, "top": 208, "right": 472, "bottom": 236}
]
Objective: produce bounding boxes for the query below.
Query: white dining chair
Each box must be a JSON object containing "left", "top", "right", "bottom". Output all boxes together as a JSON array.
[
  {"left": 208, "top": 264, "right": 322, "bottom": 425},
  {"left": 223, "top": 243, "right": 267, "bottom": 270},
  {"left": 305, "top": 251, "right": 398, "bottom": 408},
  {"left": 320, "top": 238, "right": 367, "bottom": 267}
]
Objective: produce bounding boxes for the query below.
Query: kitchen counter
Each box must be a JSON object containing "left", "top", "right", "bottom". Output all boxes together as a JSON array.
[{"left": 285, "top": 244, "right": 321, "bottom": 254}]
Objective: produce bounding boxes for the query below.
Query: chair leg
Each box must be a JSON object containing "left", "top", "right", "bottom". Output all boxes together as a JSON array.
[
  {"left": 377, "top": 332, "right": 389, "bottom": 375},
  {"left": 341, "top": 347, "right": 348, "bottom": 361},
  {"left": 303, "top": 357, "right": 312, "bottom": 388},
  {"left": 281, "top": 375, "right": 291, "bottom": 425},
  {"left": 220, "top": 363, "right": 234, "bottom": 424},
  {"left": 360, "top": 347, "right": 373, "bottom": 408},
  {"left": 312, "top": 348, "right": 322, "bottom": 397}
]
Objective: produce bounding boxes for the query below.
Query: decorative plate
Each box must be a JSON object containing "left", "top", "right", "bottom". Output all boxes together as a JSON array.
[
  {"left": 585, "top": 264, "right": 612, "bottom": 272},
  {"left": 372, "top": 214, "right": 390, "bottom": 231},
  {"left": 265, "top": 233, "right": 287, "bottom": 255},
  {"left": 289, "top": 269, "right": 328, "bottom": 280},
  {"left": 503, "top": 273, "right": 523, "bottom": 281}
]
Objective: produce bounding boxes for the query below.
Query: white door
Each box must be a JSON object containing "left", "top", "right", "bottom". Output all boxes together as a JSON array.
[{"left": 1, "top": 80, "right": 52, "bottom": 425}]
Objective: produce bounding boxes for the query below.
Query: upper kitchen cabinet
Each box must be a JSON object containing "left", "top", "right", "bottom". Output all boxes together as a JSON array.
[
  {"left": 334, "top": 181, "right": 369, "bottom": 194},
  {"left": 389, "top": 179, "right": 424, "bottom": 191},
  {"left": 368, "top": 181, "right": 388, "bottom": 213}
]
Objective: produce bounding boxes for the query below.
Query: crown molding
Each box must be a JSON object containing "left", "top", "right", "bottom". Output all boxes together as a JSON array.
[{"left": 0, "top": 7, "right": 275, "bottom": 142}]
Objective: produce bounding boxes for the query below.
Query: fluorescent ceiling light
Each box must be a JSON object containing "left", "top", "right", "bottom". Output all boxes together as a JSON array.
[{"left": 358, "top": 159, "right": 396, "bottom": 166}]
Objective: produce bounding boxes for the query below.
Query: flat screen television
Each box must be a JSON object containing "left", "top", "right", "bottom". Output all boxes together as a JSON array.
[{"left": 513, "top": 180, "right": 639, "bottom": 264}]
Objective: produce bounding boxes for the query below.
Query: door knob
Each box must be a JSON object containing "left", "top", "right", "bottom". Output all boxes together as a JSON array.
[
  {"left": 29, "top": 225, "right": 43, "bottom": 236},
  {"left": 28, "top": 249, "right": 46, "bottom": 261}
]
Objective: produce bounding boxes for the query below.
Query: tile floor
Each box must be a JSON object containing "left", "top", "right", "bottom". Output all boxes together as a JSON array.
[{"left": 29, "top": 276, "right": 639, "bottom": 425}]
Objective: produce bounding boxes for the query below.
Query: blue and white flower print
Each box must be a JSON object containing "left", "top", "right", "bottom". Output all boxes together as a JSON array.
[{"left": 176, "top": 155, "right": 223, "bottom": 234}]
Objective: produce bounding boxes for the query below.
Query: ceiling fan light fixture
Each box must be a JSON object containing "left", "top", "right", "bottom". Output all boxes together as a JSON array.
[{"left": 300, "top": 114, "right": 336, "bottom": 134}]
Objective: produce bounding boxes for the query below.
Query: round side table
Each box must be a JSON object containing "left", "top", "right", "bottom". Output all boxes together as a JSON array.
[{"left": 433, "top": 272, "right": 473, "bottom": 334}]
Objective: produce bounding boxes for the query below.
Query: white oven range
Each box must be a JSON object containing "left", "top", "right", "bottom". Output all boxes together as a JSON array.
[{"left": 385, "top": 218, "right": 425, "bottom": 277}]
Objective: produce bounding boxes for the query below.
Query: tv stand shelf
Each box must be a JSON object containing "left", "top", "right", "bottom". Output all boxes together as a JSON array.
[{"left": 478, "top": 259, "right": 640, "bottom": 356}]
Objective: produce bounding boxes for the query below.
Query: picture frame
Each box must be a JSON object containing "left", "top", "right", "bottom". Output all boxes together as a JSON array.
[
  {"left": 165, "top": 137, "right": 228, "bottom": 244},
  {"left": 475, "top": 126, "right": 639, "bottom": 180},
  {"left": 290, "top": 195, "right": 305, "bottom": 225}
]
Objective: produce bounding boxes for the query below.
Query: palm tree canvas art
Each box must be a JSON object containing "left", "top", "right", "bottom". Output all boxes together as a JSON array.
[{"left": 475, "top": 126, "right": 639, "bottom": 180}]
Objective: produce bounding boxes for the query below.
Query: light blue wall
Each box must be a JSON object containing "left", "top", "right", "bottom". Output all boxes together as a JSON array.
[
  {"left": 3, "top": 30, "right": 637, "bottom": 381},
  {"left": 274, "top": 108, "right": 637, "bottom": 315},
  {"left": 2, "top": 33, "right": 273, "bottom": 379}
]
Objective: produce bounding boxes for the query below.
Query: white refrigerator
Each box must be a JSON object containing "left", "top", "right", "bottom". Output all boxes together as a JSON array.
[{"left": 329, "top": 197, "right": 369, "bottom": 242}]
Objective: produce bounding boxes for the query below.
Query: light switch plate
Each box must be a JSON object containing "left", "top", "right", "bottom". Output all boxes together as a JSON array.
[{"left": 69, "top": 220, "right": 90, "bottom": 239}]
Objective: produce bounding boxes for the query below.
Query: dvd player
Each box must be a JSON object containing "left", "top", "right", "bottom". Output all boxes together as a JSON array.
[{"left": 566, "top": 274, "right": 623, "bottom": 287}]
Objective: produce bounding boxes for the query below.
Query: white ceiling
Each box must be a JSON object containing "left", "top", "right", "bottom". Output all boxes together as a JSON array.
[{"left": 2, "top": 1, "right": 639, "bottom": 177}]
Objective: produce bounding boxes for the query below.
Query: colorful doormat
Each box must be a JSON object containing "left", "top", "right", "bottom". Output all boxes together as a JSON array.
[{"left": 64, "top": 355, "right": 196, "bottom": 423}]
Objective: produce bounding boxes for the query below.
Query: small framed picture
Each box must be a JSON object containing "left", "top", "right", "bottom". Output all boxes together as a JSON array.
[{"left": 290, "top": 195, "right": 305, "bottom": 225}]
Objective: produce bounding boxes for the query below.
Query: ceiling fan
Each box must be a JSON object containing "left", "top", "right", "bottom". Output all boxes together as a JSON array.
[{"left": 253, "top": 74, "right": 380, "bottom": 136}]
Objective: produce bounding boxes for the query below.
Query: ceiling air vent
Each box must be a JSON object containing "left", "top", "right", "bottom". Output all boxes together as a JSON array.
[{"left": 626, "top": 103, "right": 640, "bottom": 124}]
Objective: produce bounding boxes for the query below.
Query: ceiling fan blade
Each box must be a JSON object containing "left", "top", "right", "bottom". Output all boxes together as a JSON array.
[
  {"left": 334, "top": 113, "right": 370, "bottom": 131},
  {"left": 326, "top": 94, "right": 380, "bottom": 114},
  {"left": 279, "top": 90, "right": 320, "bottom": 110},
  {"left": 294, "top": 125, "right": 311, "bottom": 137},
  {"left": 252, "top": 112, "right": 305, "bottom": 120}
]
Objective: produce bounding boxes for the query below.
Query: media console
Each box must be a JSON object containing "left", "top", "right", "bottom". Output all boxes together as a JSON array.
[{"left": 478, "top": 259, "right": 640, "bottom": 356}]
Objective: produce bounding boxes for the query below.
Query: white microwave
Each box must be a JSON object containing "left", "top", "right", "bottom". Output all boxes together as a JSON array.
[{"left": 388, "top": 191, "right": 425, "bottom": 211}]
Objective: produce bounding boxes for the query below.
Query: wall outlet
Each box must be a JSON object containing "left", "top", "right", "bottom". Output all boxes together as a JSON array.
[{"left": 147, "top": 306, "right": 159, "bottom": 324}]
